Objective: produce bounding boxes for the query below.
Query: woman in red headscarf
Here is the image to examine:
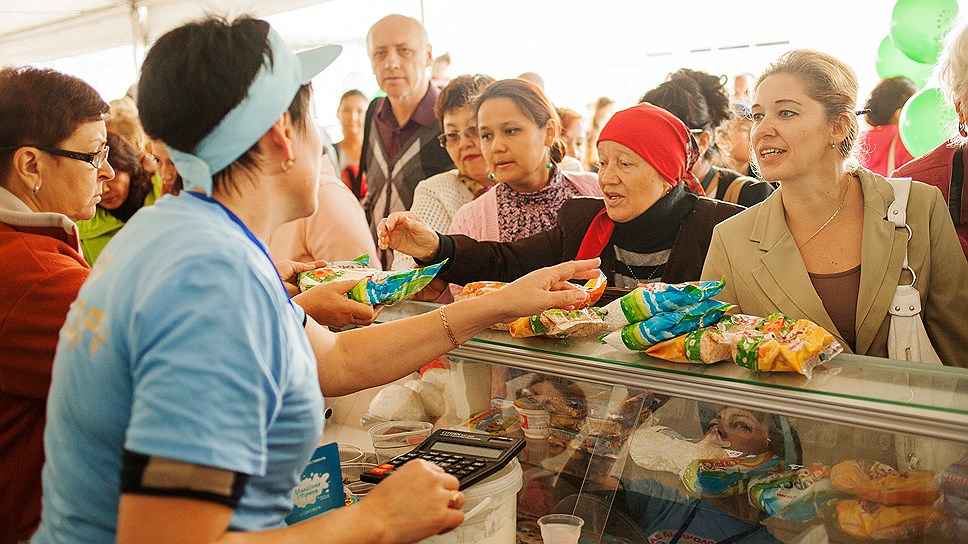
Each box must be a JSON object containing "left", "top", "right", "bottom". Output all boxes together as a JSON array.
[{"left": 378, "top": 103, "right": 743, "bottom": 288}]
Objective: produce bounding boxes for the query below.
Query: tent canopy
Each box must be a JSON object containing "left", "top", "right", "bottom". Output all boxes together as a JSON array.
[{"left": 0, "top": 0, "right": 329, "bottom": 66}]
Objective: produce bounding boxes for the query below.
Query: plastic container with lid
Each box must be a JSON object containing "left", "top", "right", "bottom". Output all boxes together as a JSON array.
[
  {"left": 418, "top": 458, "right": 523, "bottom": 544},
  {"left": 514, "top": 396, "right": 550, "bottom": 439}
]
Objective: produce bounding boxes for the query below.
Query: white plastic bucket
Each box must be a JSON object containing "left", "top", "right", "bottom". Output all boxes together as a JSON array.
[{"left": 419, "top": 458, "right": 523, "bottom": 544}]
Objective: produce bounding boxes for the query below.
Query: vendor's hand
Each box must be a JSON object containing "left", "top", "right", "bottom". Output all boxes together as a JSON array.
[
  {"left": 492, "top": 258, "right": 602, "bottom": 323},
  {"left": 360, "top": 459, "right": 464, "bottom": 544},
  {"left": 292, "top": 279, "right": 382, "bottom": 328},
  {"left": 377, "top": 212, "right": 441, "bottom": 262},
  {"left": 275, "top": 259, "right": 327, "bottom": 297},
  {"left": 410, "top": 277, "right": 449, "bottom": 302}
]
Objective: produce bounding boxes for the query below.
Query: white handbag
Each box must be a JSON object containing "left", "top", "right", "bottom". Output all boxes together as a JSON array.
[
  {"left": 884, "top": 177, "right": 943, "bottom": 365},
  {"left": 884, "top": 178, "right": 961, "bottom": 473}
]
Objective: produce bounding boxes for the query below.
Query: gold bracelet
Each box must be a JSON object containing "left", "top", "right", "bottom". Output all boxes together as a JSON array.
[{"left": 438, "top": 306, "right": 460, "bottom": 349}]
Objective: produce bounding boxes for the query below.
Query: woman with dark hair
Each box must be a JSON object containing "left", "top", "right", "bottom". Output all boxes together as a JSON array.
[
  {"left": 77, "top": 132, "right": 153, "bottom": 264},
  {"left": 335, "top": 89, "right": 368, "bottom": 198},
  {"left": 34, "top": 16, "right": 599, "bottom": 544},
  {"left": 379, "top": 103, "right": 743, "bottom": 291},
  {"left": 642, "top": 69, "right": 774, "bottom": 207},
  {"left": 858, "top": 76, "right": 918, "bottom": 176},
  {"left": 0, "top": 65, "right": 113, "bottom": 542},
  {"left": 392, "top": 74, "right": 496, "bottom": 270},
  {"left": 448, "top": 79, "right": 600, "bottom": 243}
]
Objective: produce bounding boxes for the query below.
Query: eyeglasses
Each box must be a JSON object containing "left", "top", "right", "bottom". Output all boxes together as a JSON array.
[
  {"left": 0, "top": 145, "right": 110, "bottom": 169},
  {"left": 437, "top": 126, "right": 480, "bottom": 148}
]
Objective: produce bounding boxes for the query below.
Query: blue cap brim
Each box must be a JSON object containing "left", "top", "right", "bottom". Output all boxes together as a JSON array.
[{"left": 298, "top": 44, "right": 342, "bottom": 85}]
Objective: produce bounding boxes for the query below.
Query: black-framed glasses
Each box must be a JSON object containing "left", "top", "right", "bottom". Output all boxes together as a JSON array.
[
  {"left": 437, "top": 126, "right": 480, "bottom": 148},
  {"left": 0, "top": 145, "right": 110, "bottom": 169}
]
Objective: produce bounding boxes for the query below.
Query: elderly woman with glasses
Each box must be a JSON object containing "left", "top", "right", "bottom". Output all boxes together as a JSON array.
[
  {"left": 0, "top": 65, "right": 114, "bottom": 542},
  {"left": 392, "top": 74, "right": 497, "bottom": 270}
]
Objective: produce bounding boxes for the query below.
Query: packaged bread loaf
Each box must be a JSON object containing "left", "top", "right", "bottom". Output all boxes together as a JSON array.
[
  {"left": 823, "top": 498, "right": 943, "bottom": 541},
  {"left": 830, "top": 459, "right": 941, "bottom": 505},
  {"left": 298, "top": 255, "right": 445, "bottom": 306},
  {"left": 646, "top": 312, "right": 843, "bottom": 377},
  {"left": 600, "top": 278, "right": 726, "bottom": 330},
  {"left": 748, "top": 464, "right": 842, "bottom": 521},
  {"left": 509, "top": 307, "right": 607, "bottom": 338},
  {"left": 681, "top": 452, "right": 782, "bottom": 497},
  {"left": 600, "top": 299, "right": 731, "bottom": 351}
]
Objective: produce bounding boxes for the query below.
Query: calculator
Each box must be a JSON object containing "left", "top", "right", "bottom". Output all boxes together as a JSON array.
[{"left": 360, "top": 429, "right": 525, "bottom": 489}]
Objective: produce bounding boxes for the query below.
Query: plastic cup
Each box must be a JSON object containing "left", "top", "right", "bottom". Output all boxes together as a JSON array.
[
  {"left": 340, "top": 462, "right": 377, "bottom": 497},
  {"left": 514, "top": 396, "right": 550, "bottom": 439},
  {"left": 537, "top": 514, "right": 584, "bottom": 544},
  {"left": 338, "top": 443, "right": 365, "bottom": 465},
  {"left": 368, "top": 420, "right": 433, "bottom": 464}
]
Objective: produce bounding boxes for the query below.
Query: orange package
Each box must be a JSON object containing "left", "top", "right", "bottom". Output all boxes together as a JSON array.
[
  {"left": 828, "top": 499, "right": 943, "bottom": 541},
  {"left": 455, "top": 271, "right": 606, "bottom": 309},
  {"left": 830, "top": 459, "right": 940, "bottom": 505}
]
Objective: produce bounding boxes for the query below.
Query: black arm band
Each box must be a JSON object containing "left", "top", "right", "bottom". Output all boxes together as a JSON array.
[{"left": 120, "top": 450, "right": 249, "bottom": 508}]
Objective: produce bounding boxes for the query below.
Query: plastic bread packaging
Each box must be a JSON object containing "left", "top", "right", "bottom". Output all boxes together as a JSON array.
[
  {"left": 508, "top": 307, "right": 608, "bottom": 338},
  {"left": 456, "top": 406, "right": 522, "bottom": 435},
  {"left": 454, "top": 270, "right": 607, "bottom": 309},
  {"left": 822, "top": 498, "right": 944, "bottom": 542},
  {"left": 748, "top": 464, "right": 842, "bottom": 521},
  {"left": 297, "top": 255, "right": 446, "bottom": 306},
  {"left": 457, "top": 272, "right": 607, "bottom": 332},
  {"left": 829, "top": 459, "right": 941, "bottom": 505},
  {"left": 600, "top": 278, "right": 726, "bottom": 330},
  {"left": 454, "top": 281, "right": 507, "bottom": 300},
  {"left": 629, "top": 425, "right": 729, "bottom": 475},
  {"left": 681, "top": 452, "right": 783, "bottom": 497},
  {"left": 599, "top": 299, "right": 732, "bottom": 351},
  {"left": 645, "top": 313, "right": 843, "bottom": 378}
]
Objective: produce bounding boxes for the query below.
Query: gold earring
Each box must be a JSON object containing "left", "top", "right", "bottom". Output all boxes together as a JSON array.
[{"left": 281, "top": 157, "right": 296, "bottom": 172}]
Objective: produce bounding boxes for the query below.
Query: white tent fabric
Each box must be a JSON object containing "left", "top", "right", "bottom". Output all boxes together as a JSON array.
[{"left": 0, "top": 0, "right": 330, "bottom": 66}]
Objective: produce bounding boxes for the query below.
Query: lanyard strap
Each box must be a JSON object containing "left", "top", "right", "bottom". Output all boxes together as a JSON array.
[{"left": 185, "top": 191, "right": 294, "bottom": 309}]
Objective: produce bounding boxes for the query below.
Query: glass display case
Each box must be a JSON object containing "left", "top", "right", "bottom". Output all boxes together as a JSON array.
[{"left": 357, "top": 302, "right": 968, "bottom": 544}]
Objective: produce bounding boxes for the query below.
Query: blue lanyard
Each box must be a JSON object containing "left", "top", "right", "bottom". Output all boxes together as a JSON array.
[{"left": 185, "top": 191, "right": 294, "bottom": 309}]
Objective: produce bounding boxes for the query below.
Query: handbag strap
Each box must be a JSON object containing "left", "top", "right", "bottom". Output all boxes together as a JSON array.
[
  {"left": 887, "top": 132, "right": 899, "bottom": 174},
  {"left": 885, "top": 177, "right": 921, "bottom": 318}
]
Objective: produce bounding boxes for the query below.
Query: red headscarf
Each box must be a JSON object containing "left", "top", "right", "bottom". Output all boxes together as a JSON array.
[{"left": 576, "top": 103, "right": 703, "bottom": 260}]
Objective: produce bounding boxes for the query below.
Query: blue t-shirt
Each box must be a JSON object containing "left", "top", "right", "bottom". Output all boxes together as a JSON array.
[
  {"left": 621, "top": 477, "right": 780, "bottom": 544},
  {"left": 33, "top": 194, "right": 323, "bottom": 543}
]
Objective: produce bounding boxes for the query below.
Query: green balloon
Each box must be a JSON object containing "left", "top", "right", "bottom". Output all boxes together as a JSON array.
[
  {"left": 875, "top": 36, "right": 934, "bottom": 88},
  {"left": 890, "top": 0, "right": 959, "bottom": 64},
  {"left": 898, "top": 87, "right": 956, "bottom": 157}
]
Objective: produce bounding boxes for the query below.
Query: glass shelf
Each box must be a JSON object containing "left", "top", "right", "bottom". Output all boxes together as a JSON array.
[{"left": 377, "top": 301, "right": 968, "bottom": 442}]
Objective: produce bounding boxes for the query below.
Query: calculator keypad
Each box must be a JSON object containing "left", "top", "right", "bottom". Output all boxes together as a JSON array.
[{"left": 367, "top": 451, "right": 493, "bottom": 486}]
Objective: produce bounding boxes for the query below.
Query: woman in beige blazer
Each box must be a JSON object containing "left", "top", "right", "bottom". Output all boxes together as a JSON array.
[{"left": 701, "top": 50, "right": 968, "bottom": 367}]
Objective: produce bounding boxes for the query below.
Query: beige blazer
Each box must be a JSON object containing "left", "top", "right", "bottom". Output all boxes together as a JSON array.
[{"left": 701, "top": 168, "right": 968, "bottom": 367}]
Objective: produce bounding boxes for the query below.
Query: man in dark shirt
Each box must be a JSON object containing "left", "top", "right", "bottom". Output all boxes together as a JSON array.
[{"left": 359, "top": 14, "right": 453, "bottom": 268}]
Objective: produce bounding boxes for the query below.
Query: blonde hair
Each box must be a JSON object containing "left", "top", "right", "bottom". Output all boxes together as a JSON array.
[
  {"left": 937, "top": 17, "right": 968, "bottom": 146},
  {"left": 758, "top": 49, "right": 859, "bottom": 160},
  {"left": 106, "top": 97, "right": 147, "bottom": 151}
]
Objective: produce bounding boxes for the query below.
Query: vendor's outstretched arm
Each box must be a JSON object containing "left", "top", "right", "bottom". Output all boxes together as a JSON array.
[{"left": 308, "top": 259, "right": 601, "bottom": 397}]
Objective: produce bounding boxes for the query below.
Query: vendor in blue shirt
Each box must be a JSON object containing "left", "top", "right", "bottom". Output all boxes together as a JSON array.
[{"left": 33, "top": 16, "right": 600, "bottom": 544}]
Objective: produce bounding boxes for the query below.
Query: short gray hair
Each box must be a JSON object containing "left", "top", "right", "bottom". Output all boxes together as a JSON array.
[{"left": 937, "top": 17, "right": 968, "bottom": 145}]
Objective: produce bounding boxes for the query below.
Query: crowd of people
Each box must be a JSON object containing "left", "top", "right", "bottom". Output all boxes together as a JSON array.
[{"left": 0, "top": 9, "right": 967, "bottom": 544}]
